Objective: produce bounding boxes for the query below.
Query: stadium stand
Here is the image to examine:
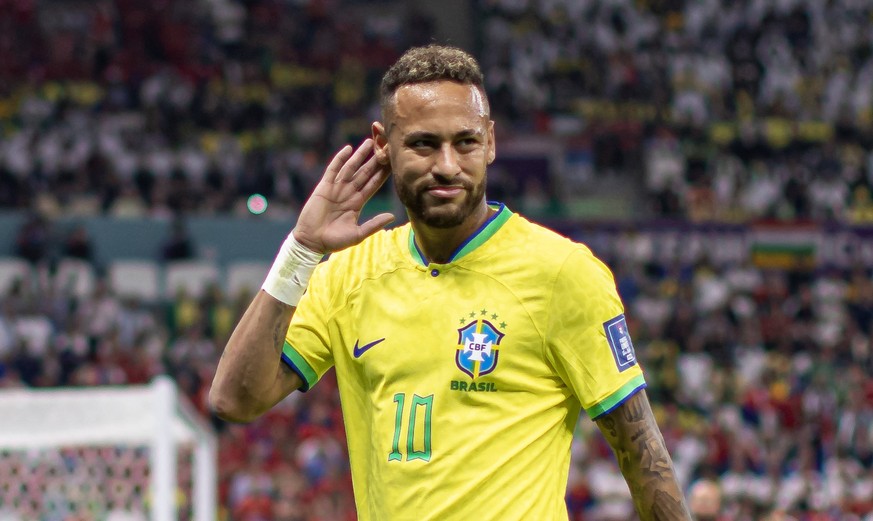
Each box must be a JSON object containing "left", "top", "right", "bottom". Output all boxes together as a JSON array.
[{"left": 1, "top": 0, "right": 872, "bottom": 520}]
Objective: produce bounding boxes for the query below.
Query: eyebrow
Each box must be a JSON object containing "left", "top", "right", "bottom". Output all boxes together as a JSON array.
[{"left": 404, "top": 129, "right": 483, "bottom": 141}]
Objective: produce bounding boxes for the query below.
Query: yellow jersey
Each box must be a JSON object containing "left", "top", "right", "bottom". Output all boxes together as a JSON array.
[{"left": 282, "top": 203, "right": 645, "bottom": 521}]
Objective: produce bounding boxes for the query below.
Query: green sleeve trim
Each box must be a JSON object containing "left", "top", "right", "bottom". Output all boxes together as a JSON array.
[
  {"left": 585, "top": 374, "right": 647, "bottom": 420},
  {"left": 281, "top": 341, "right": 319, "bottom": 392}
]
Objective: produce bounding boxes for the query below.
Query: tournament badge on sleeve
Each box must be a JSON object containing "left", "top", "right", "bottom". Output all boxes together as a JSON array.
[
  {"left": 455, "top": 311, "right": 505, "bottom": 380},
  {"left": 603, "top": 314, "right": 637, "bottom": 372}
]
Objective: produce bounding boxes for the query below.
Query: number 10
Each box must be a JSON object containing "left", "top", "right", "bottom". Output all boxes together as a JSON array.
[{"left": 389, "top": 393, "right": 433, "bottom": 462}]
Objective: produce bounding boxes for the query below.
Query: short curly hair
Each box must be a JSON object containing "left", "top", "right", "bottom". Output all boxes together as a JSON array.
[{"left": 379, "top": 45, "right": 488, "bottom": 118}]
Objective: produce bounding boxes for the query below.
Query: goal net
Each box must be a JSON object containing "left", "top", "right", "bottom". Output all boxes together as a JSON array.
[{"left": 0, "top": 377, "right": 217, "bottom": 521}]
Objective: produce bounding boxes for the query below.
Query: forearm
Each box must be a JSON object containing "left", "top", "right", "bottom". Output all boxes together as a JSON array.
[
  {"left": 597, "top": 391, "right": 692, "bottom": 520},
  {"left": 209, "top": 290, "right": 297, "bottom": 422},
  {"left": 209, "top": 139, "right": 391, "bottom": 421}
]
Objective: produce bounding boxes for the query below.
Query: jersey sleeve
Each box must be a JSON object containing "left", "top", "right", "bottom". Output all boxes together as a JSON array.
[
  {"left": 544, "top": 247, "right": 646, "bottom": 420},
  {"left": 281, "top": 258, "right": 337, "bottom": 391}
]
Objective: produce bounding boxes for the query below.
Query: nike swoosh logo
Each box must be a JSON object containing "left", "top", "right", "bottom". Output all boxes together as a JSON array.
[{"left": 353, "top": 338, "right": 386, "bottom": 358}]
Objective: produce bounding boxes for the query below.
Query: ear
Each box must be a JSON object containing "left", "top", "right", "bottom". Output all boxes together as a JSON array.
[
  {"left": 372, "top": 122, "right": 390, "bottom": 165},
  {"left": 486, "top": 120, "right": 496, "bottom": 165}
]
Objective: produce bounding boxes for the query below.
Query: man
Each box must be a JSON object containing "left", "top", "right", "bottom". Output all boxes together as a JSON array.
[
  {"left": 688, "top": 479, "right": 724, "bottom": 521},
  {"left": 210, "top": 45, "right": 691, "bottom": 520}
]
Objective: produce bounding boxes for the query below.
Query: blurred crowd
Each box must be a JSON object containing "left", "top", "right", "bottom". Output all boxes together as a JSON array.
[
  {"left": 570, "top": 243, "right": 873, "bottom": 520},
  {"left": 481, "top": 0, "right": 873, "bottom": 222},
  {"left": 0, "top": 0, "right": 432, "bottom": 219},
  {"left": 1, "top": 0, "right": 873, "bottom": 222},
  {"left": 2, "top": 0, "right": 873, "bottom": 520},
  {"left": 0, "top": 254, "right": 353, "bottom": 520}
]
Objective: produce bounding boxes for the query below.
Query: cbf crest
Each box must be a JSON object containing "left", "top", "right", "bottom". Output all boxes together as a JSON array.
[{"left": 455, "top": 310, "right": 506, "bottom": 379}]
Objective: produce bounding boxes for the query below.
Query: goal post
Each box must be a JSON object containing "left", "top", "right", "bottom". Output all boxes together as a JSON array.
[{"left": 0, "top": 376, "right": 217, "bottom": 521}]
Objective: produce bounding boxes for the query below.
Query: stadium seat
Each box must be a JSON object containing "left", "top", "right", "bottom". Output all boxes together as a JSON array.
[
  {"left": 14, "top": 315, "right": 53, "bottom": 356},
  {"left": 225, "top": 261, "right": 269, "bottom": 299},
  {"left": 163, "top": 261, "right": 220, "bottom": 300},
  {"left": 107, "top": 260, "right": 161, "bottom": 303},
  {"left": 0, "top": 258, "right": 31, "bottom": 298},
  {"left": 53, "top": 258, "right": 97, "bottom": 300},
  {"left": 0, "top": 509, "right": 22, "bottom": 521}
]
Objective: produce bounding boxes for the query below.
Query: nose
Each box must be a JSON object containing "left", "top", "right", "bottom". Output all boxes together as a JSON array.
[{"left": 433, "top": 143, "right": 462, "bottom": 178}]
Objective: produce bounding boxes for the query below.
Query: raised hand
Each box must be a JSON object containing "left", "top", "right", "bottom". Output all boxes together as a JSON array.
[{"left": 292, "top": 139, "right": 394, "bottom": 254}]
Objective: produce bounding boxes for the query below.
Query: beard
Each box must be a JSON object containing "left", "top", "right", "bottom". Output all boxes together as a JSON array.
[{"left": 395, "top": 174, "right": 487, "bottom": 229}]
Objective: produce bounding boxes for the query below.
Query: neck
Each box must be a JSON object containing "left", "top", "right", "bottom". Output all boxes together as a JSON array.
[{"left": 411, "top": 203, "right": 495, "bottom": 264}]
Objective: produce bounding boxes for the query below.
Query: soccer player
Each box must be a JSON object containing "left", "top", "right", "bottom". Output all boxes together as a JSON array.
[{"left": 210, "top": 45, "right": 691, "bottom": 520}]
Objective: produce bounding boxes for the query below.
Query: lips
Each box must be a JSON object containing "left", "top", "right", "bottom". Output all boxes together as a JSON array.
[{"left": 426, "top": 186, "right": 465, "bottom": 198}]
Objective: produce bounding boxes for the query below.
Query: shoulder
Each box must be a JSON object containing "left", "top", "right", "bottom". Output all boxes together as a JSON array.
[
  {"left": 496, "top": 215, "right": 619, "bottom": 307},
  {"left": 501, "top": 213, "right": 607, "bottom": 276}
]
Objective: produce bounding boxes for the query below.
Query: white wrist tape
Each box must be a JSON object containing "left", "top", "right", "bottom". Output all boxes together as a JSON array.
[{"left": 261, "top": 232, "right": 324, "bottom": 306}]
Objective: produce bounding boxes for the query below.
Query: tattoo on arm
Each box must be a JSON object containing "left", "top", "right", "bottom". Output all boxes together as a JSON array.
[
  {"left": 652, "top": 490, "right": 690, "bottom": 520},
  {"left": 596, "top": 390, "right": 692, "bottom": 521},
  {"left": 271, "top": 301, "right": 294, "bottom": 356},
  {"left": 272, "top": 321, "right": 285, "bottom": 355}
]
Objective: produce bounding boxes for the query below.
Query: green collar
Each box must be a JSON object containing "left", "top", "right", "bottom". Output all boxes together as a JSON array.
[{"left": 408, "top": 202, "right": 512, "bottom": 266}]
